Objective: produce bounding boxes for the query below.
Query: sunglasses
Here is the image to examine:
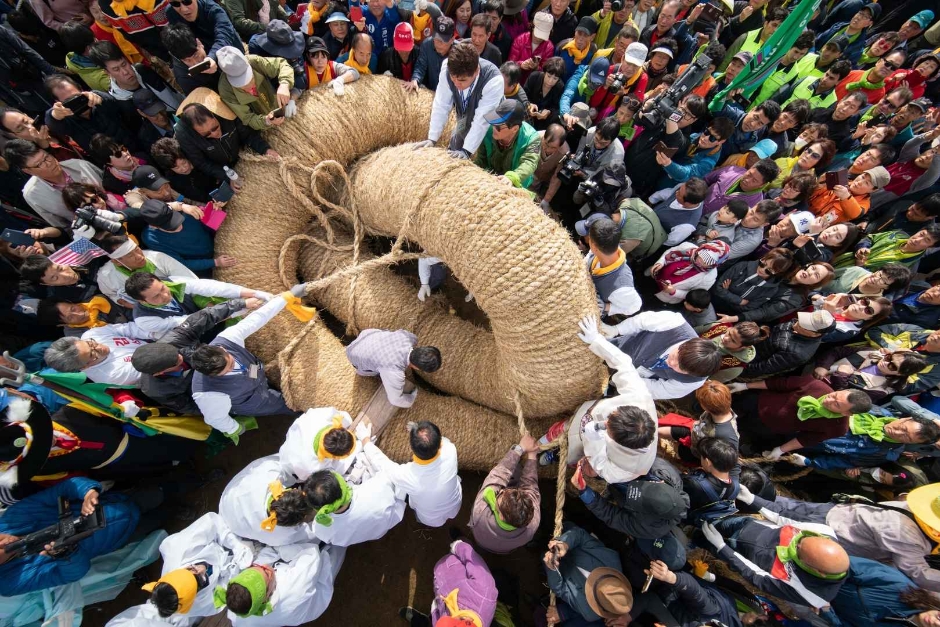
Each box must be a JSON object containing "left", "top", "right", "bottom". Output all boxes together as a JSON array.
[
  {"left": 882, "top": 60, "right": 900, "bottom": 71},
  {"left": 855, "top": 297, "right": 875, "bottom": 316},
  {"left": 881, "top": 355, "right": 899, "bottom": 371},
  {"left": 703, "top": 131, "right": 720, "bottom": 142},
  {"left": 803, "top": 149, "right": 822, "bottom": 159},
  {"left": 170, "top": 0, "right": 193, "bottom": 6}
]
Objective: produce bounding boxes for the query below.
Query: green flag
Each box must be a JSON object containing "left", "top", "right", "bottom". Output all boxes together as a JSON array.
[
  {"left": 39, "top": 371, "right": 121, "bottom": 409},
  {"left": 709, "top": 0, "right": 823, "bottom": 112}
]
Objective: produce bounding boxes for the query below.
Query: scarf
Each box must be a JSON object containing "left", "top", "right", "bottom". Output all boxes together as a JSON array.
[
  {"left": 846, "top": 70, "right": 885, "bottom": 93},
  {"left": 280, "top": 291, "right": 316, "bottom": 322},
  {"left": 142, "top": 569, "right": 199, "bottom": 614},
  {"left": 314, "top": 472, "right": 352, "bottom": 526},
  {"left": 345, "top": 56, "right": 371, "bottom": 75},
  {"left": 441, "top": 589, "right": 484, "bottom": 627},
  {"left": 776, "top": 530, "right": 847, "bottom": 580},
  {"left": 796, "top": 395, "right": 844, "bottom": 421},
  {"left": 312, "top": 416, "right": 352, "bottom": 461},
  {"left": 114, "top": 257, "right": 157, "bottom": 277},
  {"left": 589, "top": 248, "right": 626, "bottom": 276},
  {"left": 726, "top": 175, "right": 768, "bottom": 196},
  {"left": 849, "top": 413, "right": 898, "bottom": 443},
  {"left": 481, "top": 486, "right": 517, "bottom": 531},
  {"left": 306, "top": 61, "right": 335, "bottom": 87},
  {"left": 858, "top": 50, "right": 879, "bottom": 66},
  {"left": 561, "top": 40, "right": 590, "bottom": 65},
  {"left": 214, "top": 568, "right": 273, "bottom": 616},
  {"left": 140, "top": 281, "right": 221, "bottom": 312},
  {"left": 412, "top": 11, "right": 432, "bottom": 41},
  {"left": 110, "top": 0, "right": 157, "bottom": 17},
  {"left": 68, "top": 296, "right": 112, "bottom": 329},
  {"left": 260, "top": 480, "right": 294, "bottom": 532}
]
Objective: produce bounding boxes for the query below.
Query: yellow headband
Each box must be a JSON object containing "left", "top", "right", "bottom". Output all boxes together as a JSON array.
[
  {"left": 260, "top": 481, "right": 287, "bottom": 532},
  {"left": 314, "top": 416, "right": 354, "bottom": 461},
  {"left": 142, "top": 568, "right": 199, "bottom": 614}
]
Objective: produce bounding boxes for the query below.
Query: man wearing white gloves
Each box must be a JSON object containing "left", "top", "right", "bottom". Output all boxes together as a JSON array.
[
  {"left": 278, "top": 407, "right": 371, "bottom": 483},
  {"left": 362, "top": 420, "right": 463, "bottom": 526},
  {"left": 537, "top": 316, "right": 658, "bottom": 485},
  {"left": 107, "top": 513, "right": 254, "bottom": 625}
]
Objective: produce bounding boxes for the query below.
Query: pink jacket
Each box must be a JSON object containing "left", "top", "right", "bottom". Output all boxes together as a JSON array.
[{"left": 509, "top": 33, "right": 555, "bottom": 83}]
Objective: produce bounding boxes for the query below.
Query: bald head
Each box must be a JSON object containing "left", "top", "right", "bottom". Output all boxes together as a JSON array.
[{"left": 799, "top": 536, "right": 849, "bottom": 577}]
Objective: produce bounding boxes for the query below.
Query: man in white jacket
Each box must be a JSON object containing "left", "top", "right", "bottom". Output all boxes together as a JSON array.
[
  {"left": 278, "top": 407, "right": 369, "bottom": 484},
  {"left": 302, "top": 469, "right": 406, "bottom": 547},
  {"left": 538, "top": 316, "right": 658, "bottom": 485},
  {"left": 362, "top": 420, "right": 462, "bottom": 527},
  {"left": 107, "top": 513, "right": 254, "bottom": 626}
]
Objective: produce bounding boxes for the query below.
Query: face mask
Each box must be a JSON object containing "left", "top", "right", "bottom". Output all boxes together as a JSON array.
[{"left": 795, "top": 137, "right": 808, "bottom": 150}]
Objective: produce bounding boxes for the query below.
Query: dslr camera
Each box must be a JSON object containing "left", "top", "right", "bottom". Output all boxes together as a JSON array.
[
  {"left": 610, "top": 0, "right": 624, "bottom": 10},
  {"left": 557, "top": 150, "right": 585, "bottom": 185},
  {"left": 3, "top": 496, "right": 106, "bottom": 559},
  {"left": 638, "top": 53, "right": 712, "bottom": 129},
  {"left": 609, "top": 72, "right": 626, "bottom": 93},
  {"left": 72, "top": 206, "right": 125, "bottom": 235}
]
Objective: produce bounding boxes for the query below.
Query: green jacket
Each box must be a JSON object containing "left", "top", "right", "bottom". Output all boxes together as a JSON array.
[
  {"left": 476, "top": 122, "right": 541, "bottom": 189},
  {"left": 781, "top": 75, "right": 838, "bottom": 110},
  {"left": 65, "top": 52, "right": 110, "bottom": 92},
  {"left": 218, "top": 54, "right": 294, "bottom": 131},
  {"left": 590, "top": 9, "right": 635, "bottom": 49},
  {"left": 751, "top": 55, "right": 815, "bottom": 108},
  {"left": 220, "top": 0, "right": 288, "bottom": 39},
  {"left": 618, "top": 197, "right": 666, "bottom": 260}
]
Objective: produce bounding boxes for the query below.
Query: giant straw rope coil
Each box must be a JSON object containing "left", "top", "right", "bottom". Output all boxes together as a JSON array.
[{"left": 215, "top": 76, "right": 606, "bottom": 470}]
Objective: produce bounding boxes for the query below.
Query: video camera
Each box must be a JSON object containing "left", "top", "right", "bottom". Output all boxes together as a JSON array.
[
  {"left": 71, "top": 206, "right": 125, "bottom": 236},
  {"left": 574, "top": 163, "right": 629, "bottom": 214},
  {"left": 557, "top": 150, "right": 586, "bottom": 185},
  {"left": 3, "top": 496, "right": 106, "bottom": 559},
  {"left": 637, "top": 53, "right": 713, "bottom": 130}
]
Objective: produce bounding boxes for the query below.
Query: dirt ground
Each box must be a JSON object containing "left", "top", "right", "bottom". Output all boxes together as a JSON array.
[{"left": 83, "top": 411, "right": 574, "bottom": 627}]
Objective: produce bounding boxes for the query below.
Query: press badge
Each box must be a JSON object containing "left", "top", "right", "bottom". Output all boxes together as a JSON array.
[{"left": 248, "top": 364, "right": 260, "bottom": 379}]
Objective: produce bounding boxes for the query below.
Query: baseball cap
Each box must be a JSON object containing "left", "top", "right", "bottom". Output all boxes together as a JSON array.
[
  {"left": 909, "top": 9, "right": 933, "bottom": 28},
  {"left": 131, "top": 165, "right": 170, "bottom": 191},
  {"left": 433, "top": 16, "right": 456, "bottom": 42},
  {"left": 132, "top": 342, "right": 182, "bottom": 375},
  {"left": 860, "top": 2, "right": 881, "bottom": 20},
  {"left": 623, "top": 42, "right": 649, "bottom": 67},
  {"left": 132, "top": 88, "right": 165, "bottom": 116},
  {"left": 576, "top": 15, "right": 598, "bottom": 35},
  {"left": 797, "top": 310, "right": 836, "bottom": 333},
  {"left": 622, "top": 481, "right": 686, "bottom": 519},
  {"left": 533, "top": 11, "right": 553, "bottom": 40},
  {"left": 588, "top": 57, "right": 610, "bottom": 86},
  {"left": 216, "top": 46, "right": 254, "bottom": 88},
  {"left": 305, "top": 36, "right": 329, "bottom": 56},
  {"left": 139, "top": 198, "right": 184, "bottom": 231},
  {"left": 324, "top": 11, "right": 350, "bottom": 23},
  {"left": 483, "top": 99, "right": 525, "bottom": 127},
  {"left": 908, "top": 97, "right": 932, "bottom": 112},
  {"left": 394, "top": 22, "right": 415, "bottom": 52},
  {"left": 576, "top": 213, "right": 610, "bottom": 237},
  {"left": 732, "top": 51, "right": 753, "bottom": 65},
  {"left": 787, "top": 210, "right": 814, "bottom": 234},
  {"left": 865, "top": 165, "right": 891, "bottom": 190},
  {"left": 826, "top": 35, "right": 849, "bottom": 52},
  {"left": 749, "top": 139, "right": 777, "bottom": 160}
]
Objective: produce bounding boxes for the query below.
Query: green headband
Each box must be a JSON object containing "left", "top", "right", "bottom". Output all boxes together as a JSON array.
[
  {"left": 213, "top": 568, "right": 273, "bottom": 617},
  {"left": 482, "top": 486, "right": 517, "bottom": 532},
  {"left": 314, "top": 472, "right": 352, "bottom": 527},
  {"left": 775, "top": 531, "right": 847, "bottom": 581}
]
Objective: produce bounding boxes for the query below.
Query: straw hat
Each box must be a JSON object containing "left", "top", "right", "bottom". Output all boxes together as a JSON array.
[
  {"left": 907, "top": 483, "right": 940, "bottom": 543},
  {"left": 176, "top": 87, "right": 237, "bottom": 121}
]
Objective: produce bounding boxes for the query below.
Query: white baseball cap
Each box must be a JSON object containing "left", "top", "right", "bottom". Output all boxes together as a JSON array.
[
  {"left": 623, "top": 42, "right": 648, "bottom": 68},
  {"left": 533, "top": 12, "right": 554, "bottom": 40}
]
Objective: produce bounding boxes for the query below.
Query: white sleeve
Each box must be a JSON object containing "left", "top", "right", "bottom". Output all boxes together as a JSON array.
[
  {"left": 665, "top": 223, "right": 696, "bottom": 246},
  {"left": 193, "top": 391, "right": 239, "bottom": 434},
  {"left": 211, "top": 512, "right": 255, "bottom": 569},
  {"left": 606, "top": 286, "right": 642, "bottom": 316},
  {"left": 380, "top": 368, "right": 416, "bottom": 408},
  {"left": 613, "top": 310, "right": 685, "bottom": 338},
  {"left": 89, "top": 321, "right": 163, "bottom": 342},
  {"left": 461, "top": 75, "right": 504, "bottom": 155},
  {"left": 428, "top": 65, "right": 454, "bottom": 142},
  {"left": 362, "top": 441, "right": 408, "bottom": 485},
  {"left": 151, "top": 251, "right": 197, "bottom": 279},
  {"left": 96, "top": 266, "right": 125, "bottom": 304},
  {"left": 133, "top": 314, "right": 188, "bottom": 337},
  {"left": 217, "top": 295, "right": 287, "bottom": 347},
  {"left": 418, "top": 257, "right": 442, "bottom": 285},
  {"left": 177, "top": 276, "right": 248, "bottom": 299}
]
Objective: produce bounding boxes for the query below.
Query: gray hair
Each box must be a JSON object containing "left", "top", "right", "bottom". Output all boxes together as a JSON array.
[{"left": 44, "top": 337, "right": 86, "bottom": 372}]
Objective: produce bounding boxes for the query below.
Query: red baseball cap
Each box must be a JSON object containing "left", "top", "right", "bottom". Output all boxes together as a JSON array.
[{"left": 394, "top": 22, "right": 415, "bottom": 52}]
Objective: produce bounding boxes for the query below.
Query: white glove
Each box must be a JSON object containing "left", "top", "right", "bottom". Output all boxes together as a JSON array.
[
  {"left": 727, "top": 382, "right": 748, "bottom": 393},
  {"left": 701, "top": 521, "right": 726, "bottom": 551},
  {"left": 450, "top": 539, "right": 464, "bottom": 554},
  {"left": 383, "top": 70, "right": 394, "bottom": 76},
  {"left": 119, "top": 400, "right": 140, "bottom": 418},
  {"left": 539, "top": 199, "right": 551, "bottom": 214},
  {"left": 412, "top": 139, "right": 435, "bottom": 150},
  {"left": 355, "top": 422, "right": 373, "bottom": 442},
  {"left": 577, "top": 315, "right": 601, "bottom": 345},
  {"left": 599, "top": 321, "right": 618, "bottom": 339},
  {"left": 284, "top": 99, "right": 297, "bottom": 118},
  {"left": 736, "top": 484, "right": 754, "bottom": 505},
  {"left": 465, "top": 292, "right": 474, "bottom": 302},
  {"left": 72, "top": 224, "right": 96, "bottom": 240},
  {"left": 234, "top": 543, "right": 254, "bottom": 569},
  {"left": 447, "top": 149, "right": 470, "bottom": 160},
  {"left": 330, "top": 78, "right": 345, "bottom": 96},
  {"left": 760, "top": 508, "right": 781, "bottom": 524},
  {"left": 789, "top": 453, "right": 808, "bottom": 467},
  {"left": 763, "top": 446, "right": 784, "bottom": 461},
  {"left": 254, "top": 291, "right": 274, "bottom": 301},
  {"left": 417, "top": 284, "right": 431, "bottom": 302}
]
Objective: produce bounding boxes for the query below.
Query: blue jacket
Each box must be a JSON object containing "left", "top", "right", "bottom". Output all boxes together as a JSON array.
[
  {"left": 559, "top": 64, "right": 591, "bottom": 115},
  {"left": 556, "top": 40, "right": 596, "bottom": 81},
  {"left": 825, "top": 557, "right": 921, "bottom": 627},
  {"left": 0, "top": 478, "right": 140, "bottom": 597},
  {"left": 142, "top": 214, "right": 216, "bottom": 274},
  {"left": 167, "top": 0, "right": 242, "bottom": 60},
  {"left": 545, "top": 523, "right": 623, "bottom": 624},
  {"left": 887, "top": 290, "right": 940, "bottom": 329},
  {"left": 815, "top": 23, "right": 870, "bottom": 66},
  {"left": 413, "top": 37, "right": 446, "bottom": 90},
  {"left": 656, "top": 135, "right": 722, "bottom": 190},
  {"left": 713, "top": 102, "right": 758, "bottom": 161}
]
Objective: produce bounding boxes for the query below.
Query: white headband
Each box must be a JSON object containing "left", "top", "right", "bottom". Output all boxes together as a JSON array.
[{"left": 108, "top": 240, "right": 138, "bottom": 259}]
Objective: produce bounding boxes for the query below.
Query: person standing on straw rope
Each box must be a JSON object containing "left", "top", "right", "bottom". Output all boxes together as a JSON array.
[
  {"left": 413, "top": 41, "right": 505, "bottom": 159},
  {"left": 345, "top": 328, "right": 442, "bottom": 408}
]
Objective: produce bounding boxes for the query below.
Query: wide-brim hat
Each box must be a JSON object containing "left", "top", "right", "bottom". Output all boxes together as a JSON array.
[
  {"left": 177, "top": 87, "right": 237, "bottom": 121},
  {"left": 256, "top": 20, "right": 305, "bottom": 59},
  {"left": 585, "top": 567, "right": 633, "bottom": 619},
  {"left": 908, "top": 483, "right": 940, "bottom": 540},
  {"left": 504, "top": 0, "right": 526, "bottom": 15},
  {"left": 0, "top": 395, "right": 52, "bottom": 488}
]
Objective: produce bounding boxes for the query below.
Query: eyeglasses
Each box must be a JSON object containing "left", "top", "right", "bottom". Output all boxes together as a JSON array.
[
  {"left": 881, "top": 356, "right": 899, "bottom": 371},
  {"left": 25, "top": 152, "right": 55, "bottom": 170},
  {"left": 169, "top": 0, "right": 193, "bottom": 6},
  {"left": 86, "top": 339, "right": 104, "bottom": 362}
]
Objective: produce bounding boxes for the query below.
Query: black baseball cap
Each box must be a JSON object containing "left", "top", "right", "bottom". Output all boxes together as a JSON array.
[
  {"left": 132, "top": 342, "right": 182, "bottom": 374},
  {"left": 576, "top": 15, "right": 598, "bottom": 35},
  {"left": 131, "top": 165, "right": 170, "bottom": 191},
  {"left": 434, "top": 16, "right": 456, "bottom": 42},
  {"left": 483, "top": 100, "right": 525, "bottom": 127},
  {"left": 132, "top": 88, "right": 165, "bottom": 116},
  {"left": 139, "top": 198, "right": 184, "bottom": 230},
  {"left": 305, "top": 36, "right": 329, "bottom": 56}
]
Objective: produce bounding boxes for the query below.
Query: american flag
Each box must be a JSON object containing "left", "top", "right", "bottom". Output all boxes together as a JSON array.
[{"left": 48, "top": 238, "right": 107, "bottom": 267}]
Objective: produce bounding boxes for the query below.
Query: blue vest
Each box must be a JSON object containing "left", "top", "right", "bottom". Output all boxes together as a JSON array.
[
  {"left": 612, "top": 323, "right": 702, "bottom": 383},
  {"left": 653, "top": 195, "right": 702, "bottom": 233},
  {"left": 591, "top": 261, "right": 635, "bottom": 307},
  {"left": 131, "top": 294, "right": 198, "bottom": 321},
  {"left": 191, "top": 337, "right": 284, "bottom": 416}
]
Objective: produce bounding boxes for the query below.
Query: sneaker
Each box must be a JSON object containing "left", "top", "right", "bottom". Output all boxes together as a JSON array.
[{"left": 538, "top": 449, "right": 558, "bottom": 467}]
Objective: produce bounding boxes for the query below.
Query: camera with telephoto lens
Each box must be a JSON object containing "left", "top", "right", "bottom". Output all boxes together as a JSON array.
[
  {"left": 609, "top": 72, "right": 626, "bottom": 93},
  {"left": 637, "top": 53, "right": 712, "bottom": 129},
  {"left": 573, "top": 164, "right": 629, "bottom": 213},
  {"left": 557, "top": 151, "right": 585, "bottom": 185},
  {"left": 3, "top": 496, "right": 106, "bottom": 559},
  {"left": 610, "top": 0, "right": 624, "bottom": 10},
  {"left": 71, "top": 206, "right": 125, "bottom": 235}
]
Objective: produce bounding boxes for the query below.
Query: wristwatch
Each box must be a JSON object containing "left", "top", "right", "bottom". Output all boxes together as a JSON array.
[{"left": 511, "top": 444, "right": 524, "bottom": 456}]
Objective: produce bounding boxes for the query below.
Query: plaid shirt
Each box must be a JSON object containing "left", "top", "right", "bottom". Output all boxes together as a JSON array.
[{"left": 345, "top": 329, "right": 418, "bottom": 408}]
